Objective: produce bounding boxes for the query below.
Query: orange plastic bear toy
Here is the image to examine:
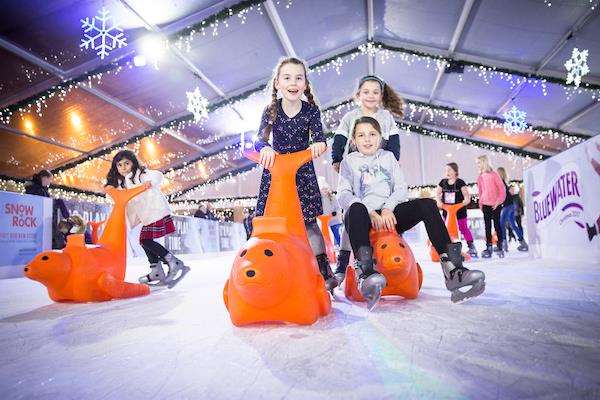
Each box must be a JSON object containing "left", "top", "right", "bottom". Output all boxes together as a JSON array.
[
  {"left": 223, "top": 150, "right": 331, "bottom": 326},
  {"left": 88, "top": 219, "right": 106, "bottom": 244},
  {"left": 345, "top": 230, "right": 423, "bottom": 302},
  {"left": 429, "top": 203, "right": 471, "bottom": 262},
  {"left": 317, "top": 214, "right": 337, "bottom": 264},
  {"left": 24, "top": 186, "right": 150, "bottom": 302}
]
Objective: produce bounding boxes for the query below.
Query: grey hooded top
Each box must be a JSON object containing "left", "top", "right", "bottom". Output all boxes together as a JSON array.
[{"left": 336, "top": 148, "right": 408, "bottom": 212}]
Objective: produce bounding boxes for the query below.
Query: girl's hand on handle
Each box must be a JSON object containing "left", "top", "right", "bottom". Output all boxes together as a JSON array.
[
  {"left": 259, "top": 146, "right": 276, "bottom": 169},
  {"left": 369, "top": 210, "right": 384, "bottom": 231},
  {"left": 380, "top": 208, "right": 397, "bottom": 231},
  {"left": 311, "top": 142, "right": 327, "bottom": 159}
]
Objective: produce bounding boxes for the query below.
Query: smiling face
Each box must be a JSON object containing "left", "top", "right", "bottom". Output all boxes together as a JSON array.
[
  {"left": 116, "top": 158, "right": 133, "bottom": 176},
  {"left": 445, "top": 165, "right": 457, "bottom": 180},
  {"left": 356, "top": 80, "right": 383, "bottom": 111},
  {"left": 353, "top": 122, "right": 382, "bottom": 156},
  {"left": 275, "top": 62, "right": 307, "bottom": 102}
]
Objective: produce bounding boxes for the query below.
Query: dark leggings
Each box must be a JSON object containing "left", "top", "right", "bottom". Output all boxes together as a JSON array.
[
  {"left": 140, "top": 239, "right": 168, "bottom": 264},
  {"left": 482, "top": 205, "right": 503, "bottom": 246},
  {"left": 344, "top": 199, "right": 451, "bottom": 256}
]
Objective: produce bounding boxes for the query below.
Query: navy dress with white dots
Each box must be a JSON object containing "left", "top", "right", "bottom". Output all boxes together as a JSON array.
[{"left": 253, "top": 99, "right": 325, "bottom": 224}]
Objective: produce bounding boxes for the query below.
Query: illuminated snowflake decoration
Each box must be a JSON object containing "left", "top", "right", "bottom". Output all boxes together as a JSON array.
[
  {"left": 186, "top": 87, "right": 209, "bottom": 123},
  {"left": 565, "top": 47, "right": 590, "bottom": 88},
  {"left": 503, "top": 106, "right": 527, "bottom": 134},
  {"left": 80, "top": 7, "right": 127, "bottom": 60}
]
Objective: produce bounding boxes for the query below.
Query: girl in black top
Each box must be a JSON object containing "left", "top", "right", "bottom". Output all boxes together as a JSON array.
[{"left": 436, "top": 163, "right": 478, "bottom": 257}]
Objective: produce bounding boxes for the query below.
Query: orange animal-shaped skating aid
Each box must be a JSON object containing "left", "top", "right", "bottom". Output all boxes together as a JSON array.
[
  {"left": 24, "top": 186, "right": 150, "bottom": 302},
  {"left": 345, "top": 230, "right": 423, "bottom": 302},
  {"left": 317, "top": 214, "right": 337, "bottom": 264},
  {"left": 223, "top": 150, "right": 331, "bottom": 326},
  {"left": 88, "top": 219, "right": 106, "bottom": 244},
  {"left": 429, "top": 203, "right": 471, "bottom": 262}
]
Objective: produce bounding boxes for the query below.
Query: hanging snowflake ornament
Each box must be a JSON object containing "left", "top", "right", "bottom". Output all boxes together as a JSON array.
[
  {"left": 80, "top": 7, "right": 127, "bottom": 60},
  {"left": 564, "top": 47, "right": 590, "bottom": 87},
  {"left": 503, "top": 106, "right": 527, "bottom": 134},
  {"left": 186, "top": 87, "right": 209, "bottom": 123}
]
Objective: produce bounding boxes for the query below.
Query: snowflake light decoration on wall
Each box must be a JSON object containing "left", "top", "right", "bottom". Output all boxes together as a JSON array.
[
  {"left": 186, "top": 87, "right": 209, "bottom": 124},
  {"left": 565, "top": 47, "right": 590, "bottom": 88},
  {"left": 503, "top": 106, "right": 527, "bottom": 134},
  {"left": 80, "top": 7, "right": 127, "bottom": 60}
]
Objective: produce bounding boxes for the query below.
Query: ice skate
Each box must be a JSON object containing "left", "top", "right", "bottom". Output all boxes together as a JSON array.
[
  {"left": 467, "top": 242, "right": 478, "bottom": 258},
  {"left": 441, "top": 243, "right": 485, "bottom": 303},
  {"left": 354, "top": 246, "right": 386, "bottom": 311},
  {"left": 139, "top": 262, "right": 168, "bottom": 287},
  {"left": 334, "top": 249, "right": 351, "bottom": 285},
  {"left": 316, "top": 254, "right": 338, "bottom": 294},
  {"left": 517, "top": 239, "right": 529, "bottom": 252},
  {"left": 163, "top": 253, "right": 191, "bottom": 289},
  {"left": 481, "top": 245, "right": 493, "bottom": 258}
]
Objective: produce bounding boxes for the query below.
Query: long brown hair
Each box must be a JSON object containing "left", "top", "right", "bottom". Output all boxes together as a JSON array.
[
  {"left": 261, "top": 57, "right": 317, "bottom": 142},
  {"left": 105, "top": 150, "right": 145, "bottom": 188},
  {"left": 497, "top": 167, "right": 508, "bottom": 183},
  {"left": 357, "top": 75, "right": 404, "bottom": 119}
]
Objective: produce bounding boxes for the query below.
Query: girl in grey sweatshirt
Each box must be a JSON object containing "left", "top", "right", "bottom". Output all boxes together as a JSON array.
[{"left": 336, "top": 117, "right": 486, "bottom": 307}]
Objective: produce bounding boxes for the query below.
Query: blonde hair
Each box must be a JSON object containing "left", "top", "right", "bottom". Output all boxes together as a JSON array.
[
  {"left": 261, "top": 57, "right": 316, "bottom": 142},
  {"left": 477, "top": 155, "right": 493, "bottom": 173},
  {"left": 497, "top": 167, "right": 508, "bottom": 183}
]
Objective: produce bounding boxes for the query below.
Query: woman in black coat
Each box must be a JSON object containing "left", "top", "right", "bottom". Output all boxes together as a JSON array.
[{"left": 25, "top": 170, "right": 70, "bottom": 248}]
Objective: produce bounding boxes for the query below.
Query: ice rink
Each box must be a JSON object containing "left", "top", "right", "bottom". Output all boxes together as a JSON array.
[{"left": 1, "top": 240, "right": 599, "bottom": 400}]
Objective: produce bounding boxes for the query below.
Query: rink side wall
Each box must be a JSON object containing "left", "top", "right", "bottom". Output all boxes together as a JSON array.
[
  {"left": 0, "top": 192, "right": 53, "bottom": 279},
  {"left": 524, "top": 135, "right": 600, "bottom": 262}
]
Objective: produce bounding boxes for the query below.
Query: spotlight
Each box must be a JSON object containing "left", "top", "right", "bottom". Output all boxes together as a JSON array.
[{"left": 133, "top": 55, "right": 147, "bottom": 67}]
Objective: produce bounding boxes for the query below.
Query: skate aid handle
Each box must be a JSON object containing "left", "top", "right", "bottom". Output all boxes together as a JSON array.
[{"left": 244, "top": 149, "right": 313, "bottom": 169}]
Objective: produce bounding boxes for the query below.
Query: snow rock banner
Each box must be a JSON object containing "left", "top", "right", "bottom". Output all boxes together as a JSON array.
[
  {"left": 525, "top": 135, "right": 600, "bottom": 262},
  {"left": 0, "top": 191, "right": 53, "bottom": 278}
]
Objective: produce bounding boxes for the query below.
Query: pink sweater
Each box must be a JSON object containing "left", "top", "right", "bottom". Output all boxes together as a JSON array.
[{"left": 477, "top": 171, "right": 506, "bottom": 207}]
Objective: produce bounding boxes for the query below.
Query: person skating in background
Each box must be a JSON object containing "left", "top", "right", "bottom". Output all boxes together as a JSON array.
[
  {"left": 25, "top": 169, "right": 70, "bottom": 249},
  {"left": 435, "top": 162, "right": 478, "bottom": 258},
  {"left": 476, "top": 155, "right": 506, "bottom": 258},
  {"left": 105, "top": 150, "right": 190, "bottom": 288}
]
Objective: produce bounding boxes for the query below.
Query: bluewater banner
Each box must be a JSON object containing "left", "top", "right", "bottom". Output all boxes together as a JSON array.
[{"left": 525, "top": 136, "right": 600, "bottom": 262}]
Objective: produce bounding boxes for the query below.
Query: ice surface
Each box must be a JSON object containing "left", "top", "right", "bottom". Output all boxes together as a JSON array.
[{"left": 1, "top": 240, "right": 599, "bottom": 400}]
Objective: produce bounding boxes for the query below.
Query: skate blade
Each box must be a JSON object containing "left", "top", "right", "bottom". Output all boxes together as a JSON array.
[
  {"left": 139, "top": 276, "right": 168, "bottom": 287},
  {"left": 451, "top": 281, "right": 485, "bottom": 303},
  {"left": 166, "top": 266, "right": 191, "bottom": 289},
  {"left": 366, "top": 287, "right": 383, "bottom": 311}
]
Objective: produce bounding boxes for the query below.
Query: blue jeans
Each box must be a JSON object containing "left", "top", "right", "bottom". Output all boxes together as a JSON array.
[
  {"left": 330, "top": 223, "right": 342, "bottom": 246},
  {"left": 500, "top": 204, "right": 523, "bottom": 241}
]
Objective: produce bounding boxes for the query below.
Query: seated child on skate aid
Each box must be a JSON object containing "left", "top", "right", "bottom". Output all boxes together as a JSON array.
[{"left": 337, "top": 117, "right": 486, "bottom": 308}]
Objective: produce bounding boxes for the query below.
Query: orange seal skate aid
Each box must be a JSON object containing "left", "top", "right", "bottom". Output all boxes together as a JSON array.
[
  {"left": 24, "top": 186, "right": 150, "bottom": 302},
  {"left": 223, "top": 150, "right": 331, "bottom": 326},
  {"left": 345, "top": 230, "right": 423, "bottom": 302}
]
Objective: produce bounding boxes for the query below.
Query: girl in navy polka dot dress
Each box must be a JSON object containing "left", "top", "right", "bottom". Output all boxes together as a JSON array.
[{"left": 253, "top": 57, "right": 338, "bottom": 293}]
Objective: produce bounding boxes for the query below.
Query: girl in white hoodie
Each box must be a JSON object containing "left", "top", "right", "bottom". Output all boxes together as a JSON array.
[
  {"left": 105, "top": 150, "right": 189, "bottom": 288},
  {"left": 337, "top": 117, "right": 486, "bottom": 308}
]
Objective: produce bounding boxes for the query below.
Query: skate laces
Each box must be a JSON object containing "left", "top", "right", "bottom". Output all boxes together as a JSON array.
[{"left": 449, "top": 266, "right": 467, "bottom": 282}]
